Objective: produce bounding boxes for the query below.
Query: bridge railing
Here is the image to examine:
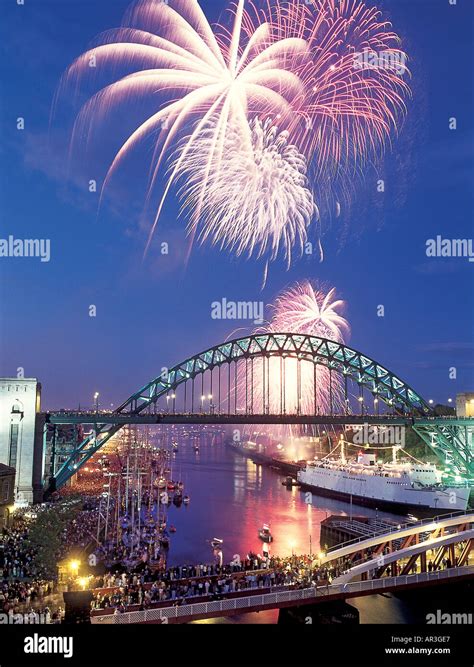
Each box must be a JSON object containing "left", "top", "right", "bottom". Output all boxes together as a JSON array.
[
  {"left": 91, "top": 565, "right": 474, "bottom": 624},
  {"left": 337, "top": 564, "right": 474, "bottom": 593},
  {"left": 325, "top": 510, "right": 472, "bottom": 557}
]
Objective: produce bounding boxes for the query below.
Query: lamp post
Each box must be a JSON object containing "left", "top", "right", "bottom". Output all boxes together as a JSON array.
[
  {"left": 94, "top": 392, "right": 99, "bottom": 414},
  {"left": 358, "top": 395, "right": 364, "bottom": 416}
]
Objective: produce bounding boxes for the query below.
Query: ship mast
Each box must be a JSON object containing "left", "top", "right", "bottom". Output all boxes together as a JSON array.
[{"left": 340, "top": 438, "right": 346, "bottom": 464}]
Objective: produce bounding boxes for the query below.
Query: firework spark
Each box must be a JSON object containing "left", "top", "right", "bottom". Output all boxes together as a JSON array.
[
  {"left": 59, "top": 0, "right": 409, "bottom": 262},
  {"left": 270, "top": 281, "right": 350, "bottom": 342},
  {"left": 236, "top": 282, "right": 350, "bottom": 415},
  {"left": 175, "top": 116, "right": 316, "bottom": 265}
]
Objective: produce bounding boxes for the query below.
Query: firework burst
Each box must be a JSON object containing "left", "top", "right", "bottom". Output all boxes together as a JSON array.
[
  {"left": 58, "top": 0, "right": 410, "bottom": 263},
  {"left": 236, "top": 281, "right": 350, "bottom": 415},
  {"left": 175, "top": 116, "right": 316, "bottom": 265}
]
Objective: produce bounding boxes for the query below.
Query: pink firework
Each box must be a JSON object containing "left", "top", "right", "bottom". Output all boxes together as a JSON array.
[
  {"left": 236, "top": 281, "right": 350, "bottom": 415},
  {"left": 58, "top": 0, "right": 409, "bottom": 260},
  {"left": 296, "top": 0, "right": 410, "bottom": 169}
]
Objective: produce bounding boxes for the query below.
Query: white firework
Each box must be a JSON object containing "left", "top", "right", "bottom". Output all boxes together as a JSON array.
[
  {"left": 271, "top": 282, "right": 350, "bottom": 342},
  {"left": 174, "top": 116, "right": 316, "bottom": 266},
  {"left": 232, "top": 282, "right": 350, "bottom": 416}
]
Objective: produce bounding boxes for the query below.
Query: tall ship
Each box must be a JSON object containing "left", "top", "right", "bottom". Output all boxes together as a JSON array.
[{"left": 298, "top": 448, "right": 471, "bottom": 514}]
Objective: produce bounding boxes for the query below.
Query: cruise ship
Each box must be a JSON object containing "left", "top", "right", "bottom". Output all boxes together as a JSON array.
[{"left": 298, "top": 451, "right": 471, "bottom": 514}]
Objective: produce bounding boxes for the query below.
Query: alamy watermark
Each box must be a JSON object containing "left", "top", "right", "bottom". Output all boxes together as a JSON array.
[
  {"left": 0, "top": 611, "right": 49, "bottom": 624},
  {"left": 24, "top": 633, "right": 73, "bottom": 659},
  {"left": 211, "top": 298, "right": 264, "bottom": 324},
  {"left": 426, "top": 236, "right": 474, "bottom": 262},
  {"left": 426, "top": 610, "right": 472, "bottom": 624},
  {"left": 353, "top": 424, "right": 405, "bottom": 447},
  {"left": 353, "top": 49, "right": 407, "bottom": 76},
  {"left": 0, "top": 235, "right": 50, "bottom": 262}
]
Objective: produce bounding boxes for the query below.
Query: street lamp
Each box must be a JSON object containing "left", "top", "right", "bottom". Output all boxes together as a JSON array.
[
  {"left": 374, "top": 397, "right": 379, "bottom": 416},
  {"left": 69, "top": 559, "right": 80, "bottom": 576},
  {"left": 94, "top": 392, "right": 99, "bottom": 413},
  {"left": 358, "top": 395, "right": 364, "bottom": 416},
  {"left": 200, "top": 395, "right": 206, "bottom": 412},
  {"left": 208, "top": 394, "right": 213, "bottom": 414},
  {"left": 77, "top": 577, "right": 89, "bottom": 591}
]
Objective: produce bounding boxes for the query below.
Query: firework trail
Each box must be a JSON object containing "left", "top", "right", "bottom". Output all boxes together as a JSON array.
[
  {"left": 175, "top": 116, "right": 316, "bottom": 266},
  {"left": 236, "top": 281, "right": 350, "bottom": 415},
  {"left": 58, "top": 0, "right": 409, "bottom": 263}
]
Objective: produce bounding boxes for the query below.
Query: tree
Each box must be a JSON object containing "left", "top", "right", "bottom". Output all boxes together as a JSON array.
[{"left": 27, "top": 498, "right": 82, "bottom": 580}]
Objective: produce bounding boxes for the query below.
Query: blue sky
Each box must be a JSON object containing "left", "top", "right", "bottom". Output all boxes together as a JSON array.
[{"left": 0, "top": 0, "right": 473, "bottom": 410}]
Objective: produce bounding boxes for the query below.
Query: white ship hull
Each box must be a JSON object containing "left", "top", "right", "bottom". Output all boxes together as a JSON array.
[{"left": 298, "top": 466, "right": 470, "bottom": 514}]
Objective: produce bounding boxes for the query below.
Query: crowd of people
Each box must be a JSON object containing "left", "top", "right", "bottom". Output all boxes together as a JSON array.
[
  {"left": 0, "top": 513, "right": 57, "bottom": 619},
  {"left": 0, "top": 517, "right": 36, "bottom": 580},
  {"left": 61, "top": 501, "right": 100, "bottom": 552},
  {"left": 0, "top": 502, "right": 100, "bottom": 619},
  {"left": 89, "top": 551, "right": 345, "bottom": 613}
]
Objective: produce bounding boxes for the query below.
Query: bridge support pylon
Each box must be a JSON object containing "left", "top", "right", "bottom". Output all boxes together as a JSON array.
[{"left": 278, "top": 600, "right": 359, "bottom": 625}]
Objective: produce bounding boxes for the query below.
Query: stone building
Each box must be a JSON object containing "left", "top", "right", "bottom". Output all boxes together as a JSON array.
[
  {"left": 0, "top": 463, "right": 15, "bottom": 528},
  {"left": 0, "top": 378, "right": 44, "bottom": 504},
  {"left": 456, "top": 392, "right": 474, "bottom": 418}
]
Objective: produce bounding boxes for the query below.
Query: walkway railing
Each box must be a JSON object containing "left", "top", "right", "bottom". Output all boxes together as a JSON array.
[
  {"left": 325, "top": 510, "right": 472, "bottom": 556},
  {"left": 91, "top": 565, "right": 474, "bottom": 625}
]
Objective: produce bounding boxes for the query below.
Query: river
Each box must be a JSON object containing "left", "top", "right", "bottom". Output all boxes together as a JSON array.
[{"left": 156, "top": 430, "right": 429, "bottom": 623}]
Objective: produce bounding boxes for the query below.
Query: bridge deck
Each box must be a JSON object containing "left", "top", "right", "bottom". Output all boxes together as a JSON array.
[
  {"left": 321, "top": 512, "right": 474, "bottom": 565},
  {"left": 44, "top": 412, "right": 474, "bottom": 426},
  {"left": 91, "top": 565, "right": 474, "bottom": 624}
]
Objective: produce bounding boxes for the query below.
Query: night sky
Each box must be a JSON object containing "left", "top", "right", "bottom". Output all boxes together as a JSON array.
[{"left": 0, "top": 0, "right": 473, "bottom": 410}]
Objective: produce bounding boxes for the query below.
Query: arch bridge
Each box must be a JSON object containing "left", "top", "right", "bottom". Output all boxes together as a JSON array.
[{"left": 46, "top": 333, "right": 452, "bottom": 493}]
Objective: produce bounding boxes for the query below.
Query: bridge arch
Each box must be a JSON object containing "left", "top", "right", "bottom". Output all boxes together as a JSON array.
[
  {"left": 49, "top": 334, "right": 431, "bottom": 491},
  {"left": 116, "top": 333, "right": 431, "bottom": 416}
]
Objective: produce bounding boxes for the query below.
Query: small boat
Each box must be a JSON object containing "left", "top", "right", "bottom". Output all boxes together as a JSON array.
[
  {"left": 173, "top": 491, "right": 183, "bottom": 505},
  {"left": 169, "top": 525, "right": 176, "bottom": 534},
  {"left": 156, "top": 478, "right": 167, "bottom": 489},
  {"left": 167, "top": 481, "right": 176, "bottom": 490},
  {"left": 172, "top": 442, "right": 179, "bottom": 451},
  {"left": 282, "top": 476, "right": 299, "bottom": 487},
  {"left": 258, "top": 524, "right": 273, "bottom": 543},
  {"left": 210, "top": 538, "right": 223, "bottom": 549},
  {"left": 177, "top": 481, "right": 184, "bottom": 490},
  {"left": 183, "top": 495, "right": 190, "bottom": 505}
]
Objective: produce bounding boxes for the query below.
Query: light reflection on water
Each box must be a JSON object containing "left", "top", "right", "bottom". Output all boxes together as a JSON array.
[
  {"left": 160, "top": 433, "right": 419, "bottom": 622},
  {"left": 164, "top": 434, "right": 403, "bottom": 566}
]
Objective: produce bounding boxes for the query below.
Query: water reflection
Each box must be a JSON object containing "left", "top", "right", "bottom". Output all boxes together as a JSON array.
[
  {"left": 163, "top": 433, "right": 423, "bottom": 624},
  {"left": 165, "top": 434, "right": 402, "bottom": 566}
]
